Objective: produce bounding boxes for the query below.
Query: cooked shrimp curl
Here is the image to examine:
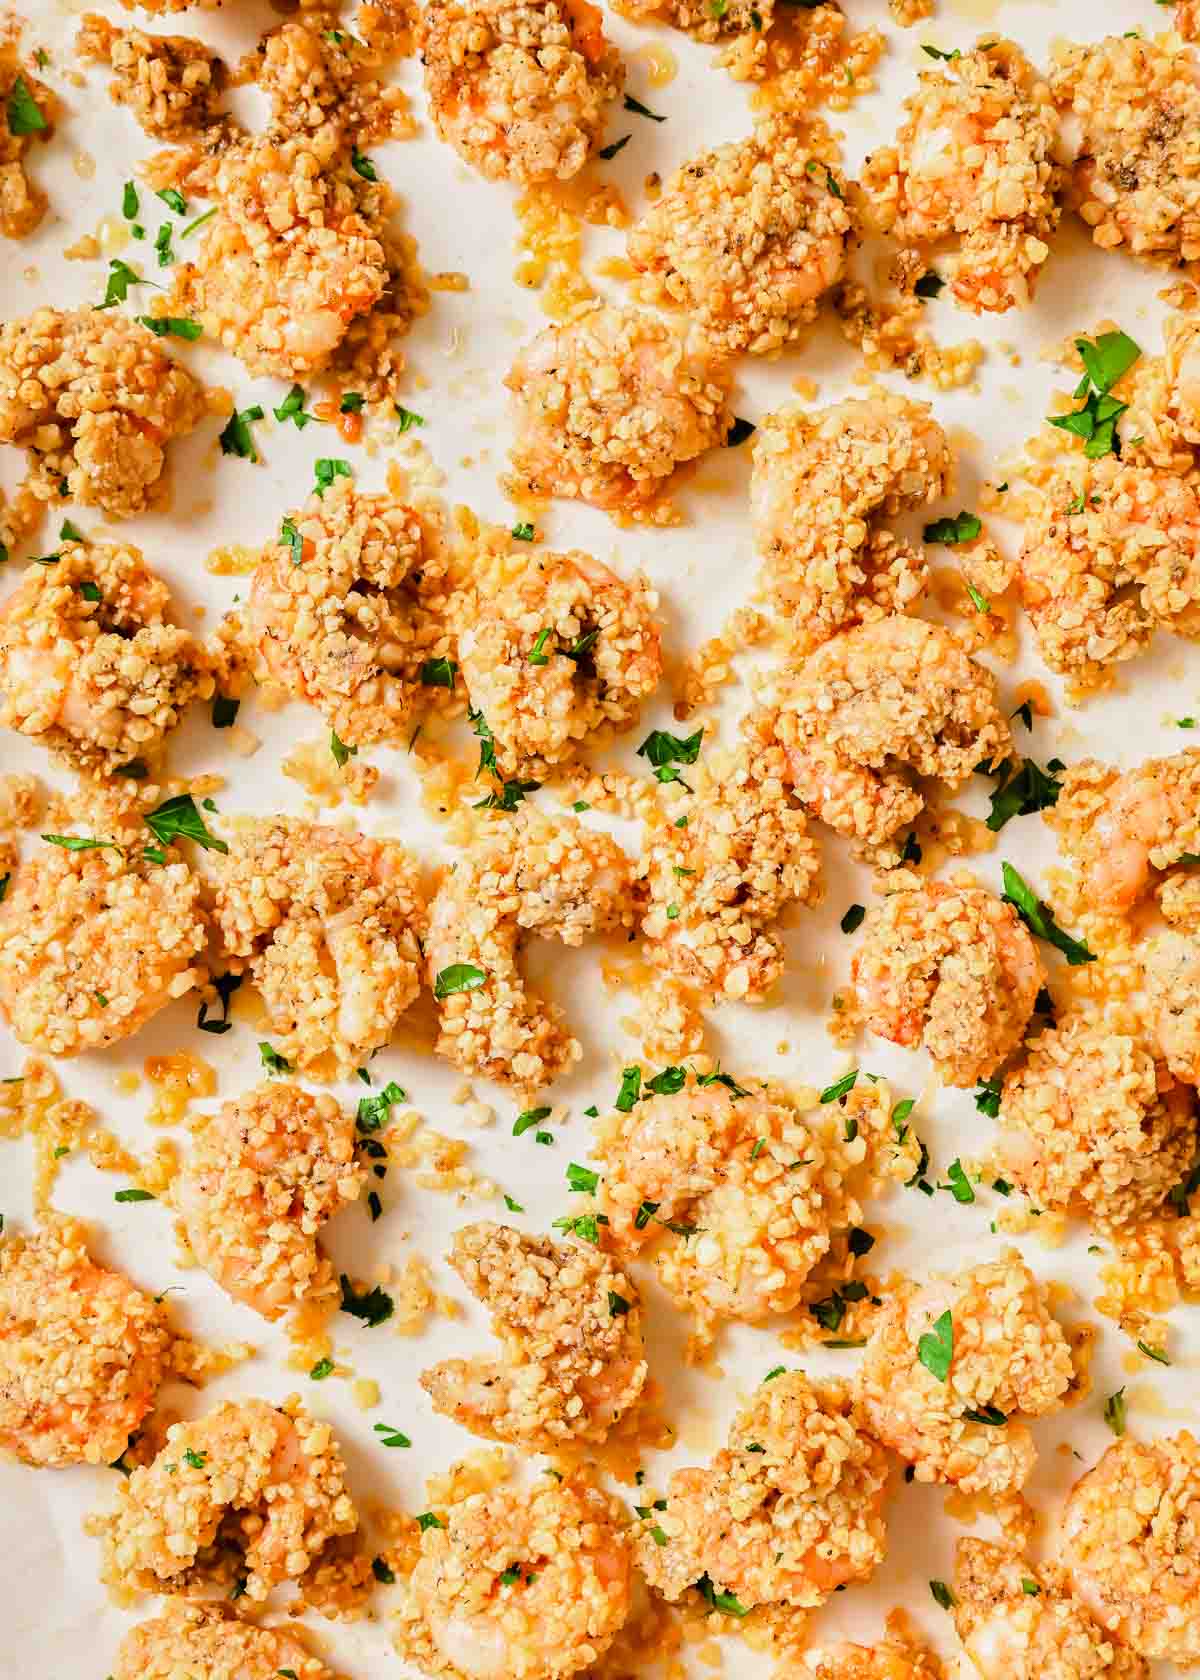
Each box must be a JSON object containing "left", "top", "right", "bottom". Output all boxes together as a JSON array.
[
  {"left": 1048, "top": 751, "right": 1200, "bottom": 918},
  {"left": 421, "top": 1222, "right": 646, "bottom": 1450},
  {"left": 113, "top": 1603, "right": 335, "bottom": 1680},
  {"left": 850, "top": 881, "right": 1044, "bottom": 1088},
  {"left": 853, "top": 1252, "right": 1075, "bottom": 1497},
  {"left": 174, "top": 1082, "right": 365, "bottom": 1321}
]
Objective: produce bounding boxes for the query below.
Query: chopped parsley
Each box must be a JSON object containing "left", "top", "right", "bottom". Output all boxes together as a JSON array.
[
  {"left": 528, "top": 627, "right": 552, "bottom": 665},
  {"left": 503, "top": 1194, "right": 525, "bottom": 1212},
  {"left": 154, "top": 222, "right": 173, "bottom": 266},
  {"left": 552, "top": 1212, "right": 608, "bottom": 1243},
  {"left": 474, "top": 777, "right": 539, "bottom": 812},
  {"left": 314, "top": 457, "right": 352, "bottom": 494},
  {"left": 514, "top": 1106, "right": 552, "bottom": 1137},
  {"left": 984, "top": 757, "right": 1063, "bottom": 831},
  {"left": 974, "top": 1073, "right": 1003, "bottom": 1118},
  {"left": 637, "top": 727, "right": 703, "bottom": 785},
  {"left": 339, "top": 1275, "right": 395, "bottom": 1326},
  {"left": 330, "top": 729, "right": 356, "bottom": 768},
  {"left": 180, "top": 205, "right": 217, "bottom": 238},
  {"left": 372, "top": 1557, "right": 396, "bottom": 1583},
  {"left": 840, "top": 903, "right": 865, "bottom": 934},
  {"left": 924, "top": 512, "right": 981, "bottom": 545},
  {"left": 566, "top": 1162, "right": 600, "bottom": 1194},
  {"left": 156, "top": 187, "right": 187, "bottom": 215},
  {"left": 929, "top": 1580, "right": 956, "bottom": 1610},
  {"left": 965, "top": 580, "right": 991, "bottom": 615},
  {"left": 1049, "top": 330, "right": 1141, "bottom": 459},
  {"left": 608, "top": 1291, "right": 631, "bottom": 1316},
  {"left": 258, "top": 1042, "right": 291, "bottom": 1075},
  {"left": 416, "top": 1512, "right": 443, "bottom": 1531},
  {"left": 211, "top": 694, "right": 239, "bottom": 729},
  {"left": 433, "top": 962, "right": 487, "bottom": 999},
  {"left": 310, "top": 1357, "right": 334, "bottom": 1380},
  {"left": 280, "top": 517, "right": 304, "bottom": 564},
  {"left": 219, "top": 405, "right": 264, "bottom": 461},
  {"left": 137, "top": 314, "right": 202, "bottom": 341},
  {"left": 1104, "top": 1387, "right": 1126, "bottom": 1436},
  {"left": 122, "top": 182, "right": 139, "bottom": 220},
  {"left": 917, "top": 1309, "right": 954, "bottom": 1381},
  {"left": 145, "top": 793, "right": 227, "bottom": 853},
  {"left": 1137, "top": 1340, "right": 1170, "bottom": 1365},
  {"left": 274, "top": 383, "right": 317, "bottom": 429},
  {"left": 395, "top": 404, "right": 425, "bottom": 433},
  {"left": 819, "top": 1070, "right": 858, "bottom": 1104},
  {"left": 915, "top": 270, "right": 944, "bottom": 299},
  {"left": 511, "top": 521, "right": 535, "bottom": 540},
  {"left": 962, "top": 1404, "right": 1006, "bottom": 1425},
  {"left": 624, "top": 93, "right": 665, "bottom": 121},
  {"left": 7, "top": 76, "right": 47, "bottom": 136},
  {"left": 697, "top": 1576, "right": 749, "bottom": 1617},
  {"left": 726, "top": 416, "right": 756, "bottom": 447},
  {"left": 357, "top": 1081, "right": 405, "bottom": 1133},
  {"left": 197, "top": 971, "right": 242, "bottom": 1035},
  {"left": 1001, "top": 861, "right": 1095, "bottom": 966},
  {"left": 42, "top": 833, "right": 121, "bottom": 854},
  {"left": 351, "top": 145, "right": 378, "bottom": 181},
  {"left": 340, "top": 391, "right": 365, "bottom": 413},
  {"left": 848, "top": 1227, "right": 875, "bottom": 1256},
  {"left": 598, "top": 134, "right": 631, "bottom": 160},
  {"left": 373, "top": 1422, "right": 411, "bottom": 1448},
  {"left": 115, "top": 1188, "right": 154, "bottom": 1203},
  {"left": 183, "top": 1448, "right": 207, "bottom": 1469},
  {"left": 921, "top": 44, "right": 960, "bottom": 60}
]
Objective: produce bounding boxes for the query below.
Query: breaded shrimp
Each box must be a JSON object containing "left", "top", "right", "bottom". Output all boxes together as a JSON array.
[
  {"left": 750, "top": 394, "right": 948, "bottom": 648},
  {"left": 91, "top": 1397, "right": 359, "bottom": 1603},
  {"left": 638, "top": 1371, "right": 890, "bottom": 1611},
  {"left": 0, "top": 1215, "right": 171, "bottom": 1469},
  {"left": 1061, "top": 1432, "right": 1200, "bottom": 1665},
  {"left": 996, "top": 1016, "right": 1196, "bottom": 1229},
  {"left": 174, "top": 1082, "right": 365, "bottom": 1321},
  {"left": 112, "top": 1602, "right": 335, "bottom": 1680},
  {"left": 850, "top": 881, "right": 1044, "bottom": 1088},
  {"left": 420, "top": 1221, "right": 647, "bottom": 1449},
  {"left": 754, "top": 617, "right": 1011, "bottom": 865},
  {"left": 426, "top": 808, "right": 634, "bottom": 1092},
  {"left": 76, "top": 13, "right": 225, "bottom": 139},
  {"left": 504, "top": 304, "right": 733, "bottom": 519},
  {"left": 626, "top": 121, "right": 857, "bottom": 357},
  {"left": 0, "top": 537, "right": 217, "bottom": 780},
  {"left": 853, "top": 1252, "right": 1074, "bottom": 1497},
  {"left": 455, "top": 548, "right": 662, "bottom": 781},
  {"left": 248, "top": 478, "right": 446, "bottom": 750},
  {"left": 0, "top": 308, "right": 206, "bottom": 517},
  {"left": 1047, "top": 752, "right": 1200, "bottom": 917},
  {"left": 1144, "top": 931, "right": 1200, "bottom": 1086},
  {"left": 952, "top": 1537, "right": 1148, "bottom": 1680},
  {"left": 419, "top": 0, "right": 623, "bottom": 185},
  {"left": 213, "top": 818, "right": 426, "bottom": 1076},
  {"left": 1051, "top": 32, "right": 1200, "bottom": 268},
  {"left": 400, "top": 1474, "right": 632, "bottom": 1680},
  {"left": 0, "top": 831, "right": 207, "bottom": 1056},
  {"left": 0, "top": 49, "right": 55, "bottom": 238},
  {"left": 613, "top": 0, "right": 770, "bottom": 47},
  {"left": 1123, "top": 312, "right": 1200, "bottom": 472}
]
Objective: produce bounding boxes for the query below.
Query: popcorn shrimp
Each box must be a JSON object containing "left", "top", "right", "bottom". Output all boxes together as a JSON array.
[
  {"left": 0, "top": 536, "right": 217, "bottom": 780},
  {"left": 850, "top": 881, "right": 1044, "bottom": 1089},
  {"left": 174, "top": 1082, "right": 365, "bottom": 1321},
  {"left": 420, "top": 1221, "right": 646, "bottom": 1449},
  {"left": 427, "top": 808, "right": 634, "bottom": 1092},
  {"left": 0, "top": 49, "right": 55, "bottom": 238},
  {"left": 1061, "top": 1432, "right": 1200, "bottom": 1665},
  {"left": 853, "top": 1253, "right": 1074, "bottom": 1497},
  {"left": 996, "top": 1016, "right": 1196, "bottom": 1229},
  {"left": 757, "top": 616, "right": 1011, "bottom": 865},
  {"left": 750, "top": 394, "right": 948, "bottom": 649},
  {"left": 861, "top": 39, "right": 1062, "bottom": 314},
  {"left": 1123, "top": 312, "right": 1200, "bottom": 471},
  {"left": 0, "top": 308, "right": 205, "bottom": 517},
  {"left": 213, "top": 818, "right": 426, "bottom": 1077},
  {"left": 1144, "top": 930, "right": 1200, "bottom": 1086},
  {"left": 112, "top": 1603, "right": 335, "bottom": 1680},
  {"left": 91, "top": 1397, "right": 359, "bottom": 1603},
  {"left": 626, "top": 121, "right": 857, "bottom": 357},
  {"left": 952, "top": 1537, "right": 1148, "bottom": 1680},
  {"left": 1048, "top": 751, "right": 1200, "bottom": 917},
  {"left": 0, "top": 1215, "right": 171, "bottom": 1469},
  {"left": 455, "top": 548, "right": 662, "bottom": 781},
  {"left": 419, "top": 0, "right": 623, "bottom": 185},
  {"left": 402, "top": 1474, "right": 632, "bottom": 1680},
  {"left": 637, "top": 1371, "right": 890, "bottom": 1612},
  {"left": 504, "top": 304, "right": 733, "bottom": 519}
]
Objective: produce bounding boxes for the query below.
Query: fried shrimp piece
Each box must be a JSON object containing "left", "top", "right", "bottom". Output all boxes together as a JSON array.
[
  {"left": 419, "top": 0, "right": 623, "bottom": 185},
  {"left": 92, "top": 1397, "right": 359, "bottom": 1603},
  {"left": 420, "top": 1222, "right": 647, "bottom": 1449},
  {"left": 638, "top": 1371, "right": 889, "bottom": 1612},
  {"left": 626, "top": 122, "right": 857, "bottom": 357},
  {"left": 952, "top": 1538, "right": 1149, "bottom": 1680},
  {"left": 0, "top": 308, "right": 206, "bottom": 517},
  {"left": 175, "top": 1082, "right": 365, "bottom": 1321},
  {"left": 1051, "top": 32, "right": 1200, "bottom": 269},
  {"left": 252, "top": 19, "right": 414, "bottom": 146},
  {"left": 1144, "top": 931, "right": 1200, "bottom": 1086},
  {"left": 757, "top": 617, "right": 1011, "bottom": 864},
  {"left": 1062, "top": 1432, "right": 1200, "bottom": 1665},
  {"left": 504, "top": 304, "right": 733, "bottom": 518},
  {"left": 113, "top": 1603, "right": 335, "bottom": 1680},
  {"left": 1123, "top": 313, "right": 1200, "bottom": 472},
  {"left": 1047, "top": 751, "right": 1200, "bottom": 917},
  {"left": 248, "top": 478, "right": 445, "bottom": 750},
  {"left": 995, "top": 1016, "right": 1196, "bottom": 1229},
  {"left": 0, "top": 50, "right": 55, "bottom": 238},
  {"left": 455, "top": 549, "right": 662, "bottom": 781},
  {"left": 853, "top": 1253, "right": 1074, "bottom": 1497},
  {"left": 0, "top": 833, "right": 206, "bottom": 1056},
  {"left": 750, "top": 395, "right": 949, "bottom": 649},
  {"left": 861, "top": 39, "right": 1061, "bottom": 313},
  {"left": 76, "top": 13, "right": 225, "bottom": 139},
  {"left": 613, "top": 0, "right": 770, "bottom": 48},
  {"left": 213, "top": 818, "right": 426, "bottom": 1076},
  {"left": 850, "top": 881, "right": 1044, "bottom": 1088},
  {"left": 401, "top": 1474, "right": 632, "bottom": 1680},
  {"left": 427, "top": 808, "right": 634, "bottom": 1091},
  {"left": 0, "top": 537, "right": 216, "bottom": 779},
  {"left": 0, "top": 1215, "right": 171, "bottom": 1469}
]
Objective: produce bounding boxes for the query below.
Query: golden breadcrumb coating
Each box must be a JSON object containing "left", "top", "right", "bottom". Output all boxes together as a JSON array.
[
  {"left": 213, "top": 818, "right": 426, "bottom": 1077},
  {"left": 626, "top": 121, "right": 857, "bottom": 356},
  {"left": 175, "top": 1082, "right": 365, "bottom": 1321},
  {"left": 637, "top": 1371, "right": 889, "bottom": 1612},
  {"left": 113, "top": 1602, "right": 335, "bottom": 1680},
  {"left": 455, "top": 548, "right": 662, "bottom": 781},
  {"left": 613, "top": 0, "right": 770, "bottom": 48},
  {"left": 853, "top": 1252, "right": 1074, "bottom": 1497},
  {"left": 0, "top": 48, "right": 55, "bottom": 239},
  {"left": 420, "top": 1221, "right": 647, "bottom": 1449},
  {"left": 802, "top": 1644, "right": 940, "bottom": 1680},
  {"left": 850, "top": 881, "right": 1044, "bottom": 1089},
  {"left": 1062, "top": 1432, "right": 1200, "bottom": 1665},
  {"left": 0, "top": 537, "right": 216, "bottom": 779},
  {"left": 251, "top": 18, "right": 414, "bottom": 146},
  {"left": 399, "top": 1473, "right": 632, "bottom": 1680},
  {"left": 952, "top": 1537, "right": 1149, "bottom": 1680},
  {"left": 1144, "top": 930, "right": 1200, "bottom": 1086},
  {"left": 91, "top": 1397, "right": 359, "bottom": 1604},
  {"left": 750, "top": 394, "right": 948, "bottom": 649},
  {"left": 426, "top": 808, "right": 634, "bottom": 1092},
  {"left": 504, "top": 304, "right": 733, "bottom": 518},
  {"left": 862, "top": 39, "right": 1061, "bottom": 313},
  {"left": 1048, "top": 751, "right": 1200, "bottom": 917},
  {"left": 0, "top": 307, "right": 206, "bottom": 518},
  {"left": 0, "top": 1215, "right": 171, "bottom": 1469},
  {"left": 76, "top": 13, "right": 225, "bottom": 139},
  {"left": 0, "top": 832, "right": 207, "bottom": 1056},
  {"left": 996, "top": 1015, "right": 1196, "bottom": 1229},
  {"left": 419, "top": 0, "right": 623, "bottom": 184},
  {"left": 1123, "top": 312, "right": 1200, "bottom": 472}
]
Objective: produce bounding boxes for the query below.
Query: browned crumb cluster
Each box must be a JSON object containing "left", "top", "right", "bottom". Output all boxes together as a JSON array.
[
  {"left": 803, "top": 1642, "right": 942, "bottom": 1680},
  {"left": 1047, "top": 751, "right": 1200, "bottom": 918},
  {"left": 113, "top": 1603, "right": 336, "bottom": 1680},
  {"left": 613, "top": 0, "right": 770, "bottom": 50},
  {"left": 77, "top": 13, "right": 226, "bottom": 140},
  {"left": 0, "top": 48, "right": 55, "bottom": 239}
]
